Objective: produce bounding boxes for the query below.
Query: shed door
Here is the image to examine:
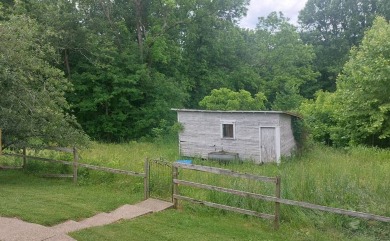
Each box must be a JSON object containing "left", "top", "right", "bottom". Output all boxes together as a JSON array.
[{"left": 260, "top": 127, "right": 276, "bottom": 163}]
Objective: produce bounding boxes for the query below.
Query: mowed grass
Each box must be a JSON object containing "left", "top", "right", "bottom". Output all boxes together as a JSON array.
[
  {"left": 0, "top": 140, "right": 178, "bottom": 226},
  {"left": 71, "top": 209, "right": 369, "bottom": 241},
  {"left": 0, "top": 170, "right": 143, "bottom": 226}
]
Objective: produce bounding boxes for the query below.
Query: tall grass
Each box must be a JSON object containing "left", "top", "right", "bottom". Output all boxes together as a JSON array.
[
  {"left": 1, "top": 140, "right": 389, "bottom": 239},
  {"left": 169, "top": 144, "right": 390, "bottom": 239},
  {"left": 79, "top": 140, "right": 179, "bottom": 172}
]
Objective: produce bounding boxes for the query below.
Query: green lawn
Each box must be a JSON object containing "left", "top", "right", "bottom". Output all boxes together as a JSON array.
[
  {"left": 70, "top": 208, "right": 372, "bottom": 241},
  {"left": 0, "top": 170, "right": 143, "bottom": 226}
]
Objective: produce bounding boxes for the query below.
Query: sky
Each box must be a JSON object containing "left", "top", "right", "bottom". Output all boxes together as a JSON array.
[{"left": 239, "top": 0, "right": 309, "bottom": 29}]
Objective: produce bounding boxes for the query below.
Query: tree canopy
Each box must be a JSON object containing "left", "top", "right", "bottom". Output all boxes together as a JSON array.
[
  {"left": 254, "top": 12, "right": 318, "bottom": 110},
  {"left": 2, "top": 1, "right": 390, "bottom": 147},
  {"left": 300, "top": 16, "right": 390, "bottom": 147},
  {"left": 299, "top": 0, "right": 390, "bottom": 93},
  {"left": 0, "top": 14, "right": 88, "bottom": 148},
  {"left": 199, "top": 88, "right": 267, "bottom": 111},
  {"left": 335, "top": 16, "right": 390, "bottom": 146}
]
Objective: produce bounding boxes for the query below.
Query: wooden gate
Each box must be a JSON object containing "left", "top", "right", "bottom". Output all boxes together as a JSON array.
[{"left": 146, "top": 158, "right": 173, "bottom": 201}]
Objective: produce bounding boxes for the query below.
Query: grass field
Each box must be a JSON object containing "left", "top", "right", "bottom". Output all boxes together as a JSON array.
[
  {"left": 71, "top": 209, "right": 371, "bottom": 241},
  {"left": 0, "top": 141, "right": 389, "bottom": 240},
  {"left": 0, "top": 170, "right": 143, "bottom": 225}
]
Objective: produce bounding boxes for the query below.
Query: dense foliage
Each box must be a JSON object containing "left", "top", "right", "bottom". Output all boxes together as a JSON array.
[
  {"left": 0, "top": 13, "right": 88, "bottom": 148},
  {"left": 301, "top": 17, "right": 390, "bottom": 147},
  {"left": 335, "top": 17, "right": 390, "bottom": 146},
  {"left": 1, "top": 1, "right": 390, "bottom": 147},
  {"left": 199, "top": 88, "right": 267, "bottom": 111},
  {"left": 299, "top": 0, "right": 390, "bottom": 93}
]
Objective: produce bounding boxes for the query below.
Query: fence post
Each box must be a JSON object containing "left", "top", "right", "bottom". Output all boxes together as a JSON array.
[
  {"left": 144, "top": 159, "right": 150, "bottom": 200},
  {"left": 172, "top": 164, "right": 179, "bottom": 208},
  {"left": 73, "top": 147, "right": 78, "bottom": 184},
  {"left": 274, "top": 176, "right": 281, "bottom": 229},
  {"left": 22, "top": 147, "right": 27, "bottom": 168},
  {"left": 0, "top": 128, "right": 2, "bottom": 155}
]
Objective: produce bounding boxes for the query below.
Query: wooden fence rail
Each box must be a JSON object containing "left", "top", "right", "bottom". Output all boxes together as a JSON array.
[
  {"left": 0, "top": 129, "right": 2, "bottom": 155},
  {"left": 3, "top": 153, "right": 145, "bottom": 177},
  {"left": 274, "top": 197, "right": 390, "bottom": 223},
  {"left": 172, "top": 163, "right": 390, "bottom": 228},
  {"left": 172, "top": 163, "right": 281, "bottom": 228},
  {"left": 1, "top": 134, "right": 389, "bottom": 225},
  {"left": 173, "top": 194, "right": 275, "bottom": 220},
  {"left": 5, "top": 153, "right": 73, "bottom": 165},
  {"left": 174, "top": 177, "right": 390, "bottom": 222},
  {"left": 173, "top": 163, "right": 277, "bottom": 183},
  {"left": 3, "top": 149, "right": 149, "bottom": 199}
]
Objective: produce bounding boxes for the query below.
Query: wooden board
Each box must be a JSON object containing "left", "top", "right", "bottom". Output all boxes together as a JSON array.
[{"left": 260, "top": 127, "right": 276, "bottom": 162}]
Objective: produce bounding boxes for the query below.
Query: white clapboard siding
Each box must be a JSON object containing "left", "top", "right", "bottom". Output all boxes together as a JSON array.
[{"left": 175, "top": 109, "right": 297, "bottom": 163}]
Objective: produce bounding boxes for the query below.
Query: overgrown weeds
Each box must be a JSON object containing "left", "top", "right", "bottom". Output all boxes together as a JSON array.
[{"left": 1, "top": 141, "right": 389, "bottom": 239}]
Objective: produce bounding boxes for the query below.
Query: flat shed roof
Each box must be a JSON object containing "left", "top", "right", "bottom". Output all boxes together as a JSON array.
[{"left": 171, "top": 109, "right": 301, "bottom": 118}]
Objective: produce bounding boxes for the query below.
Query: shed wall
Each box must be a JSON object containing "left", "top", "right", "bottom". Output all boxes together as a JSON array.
[
  {"left": 178, "top": 111, "right": 296, "bottom": 163},
  {"left": 279, "top": 114, "right": 297, "bottom": 157}
]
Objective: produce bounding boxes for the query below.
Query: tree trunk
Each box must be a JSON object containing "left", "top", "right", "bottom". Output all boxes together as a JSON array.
[
  {"left": 64, "top": 49, "right": 71, "bottom": 78},
  {"left": 134, "top": 0, "right": 144, "bottom": 61}
]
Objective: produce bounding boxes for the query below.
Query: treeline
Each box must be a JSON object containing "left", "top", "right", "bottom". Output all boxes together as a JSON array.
[{"left": 1, "top": 0, "right": 390, "bottom": 147}]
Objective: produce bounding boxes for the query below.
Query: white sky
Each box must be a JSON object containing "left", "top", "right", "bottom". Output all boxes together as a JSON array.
[{"left": 239, "top": 0, "right": 309, "bottom": 29}]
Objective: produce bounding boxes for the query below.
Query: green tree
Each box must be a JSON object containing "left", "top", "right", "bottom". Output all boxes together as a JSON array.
[
  {"left": 299, "top": 0, "right": 390, "bottom": 93},
  {"left": 199, "top": 88, "right": 267, "bottom": 110},
  {"left": 299, "top": 91, "right": 340, "bottom": 145},
  {"left": 65, "top": 0, "right": 188, "bottom": 141},
  {"left": 335, "top": 16, "right": 390, "bottom": 146},
  {"left": 0, "top": 15, "right": 88, "bottom": 148},
  {"left": 16, "top": 0, "right": 189, "bottom": 141},
  {"left": 180, "top": 0, "right": 251, "bottom": 107},
  {"left": 10, "top": 0, "right": 278, "bottom": 141},
  {"left": 253, "top": 12, "right": 318, "bottom": 110}
]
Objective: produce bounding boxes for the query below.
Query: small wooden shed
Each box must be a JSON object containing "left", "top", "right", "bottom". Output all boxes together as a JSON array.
[{"left": 173, "top": 109, "right": 299, "bottom": 164}]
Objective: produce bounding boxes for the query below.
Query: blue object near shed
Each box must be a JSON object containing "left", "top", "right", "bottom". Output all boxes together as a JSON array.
[{"left": 176, "top": 160, "right": 192, "bottom": 164}]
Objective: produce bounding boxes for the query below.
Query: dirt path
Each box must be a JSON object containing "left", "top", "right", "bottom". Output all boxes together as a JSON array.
[{"left": 0, "top": 198, "right": 173, "bottom": 241}]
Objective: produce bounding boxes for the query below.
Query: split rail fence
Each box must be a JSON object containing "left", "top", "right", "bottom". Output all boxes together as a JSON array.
[
  {"left": 172, "top": 162, "right": 282, "bottom": 228},
  {"left": 1, "top": 129, "right": 389, "bottom": 228},
  {"left": 0, "top": 144, "right": 150, "bottom": 200},
  {"left": 172, "top": 162, "right": 390, "bottom": 229}
]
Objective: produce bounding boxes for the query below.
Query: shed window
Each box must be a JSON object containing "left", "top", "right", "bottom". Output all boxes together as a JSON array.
[{"left": 222, "top": 123, "right": 234, "bottom": 138}]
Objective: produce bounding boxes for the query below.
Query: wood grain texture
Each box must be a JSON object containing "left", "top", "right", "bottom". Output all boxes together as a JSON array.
[{"left": 177, "top": 111, "right": 296, "bottom": 163}]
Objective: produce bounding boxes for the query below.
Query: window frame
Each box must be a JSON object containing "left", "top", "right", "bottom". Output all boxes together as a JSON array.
[{"left": 221, "top": 120, "right": 236, "bottom": 139}]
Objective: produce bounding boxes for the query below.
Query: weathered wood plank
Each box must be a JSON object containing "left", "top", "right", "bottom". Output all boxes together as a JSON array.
[
  {"left": 41, "top": 174, "right": 74, "bottom": 178},
  {"left": 5, "top": 153, "right": 72, "bottom": 166},
  {"left": 172, "top": 163, "right": 277, "bottom": 183},
  {"left": 177, "top": 110, "right": 293, "bottom": 163},
  {"left": 0, "top": 129, "right": 2, "bottom": 155},
  {"left": 172, "top": 166, "right": 179, "bottom": 209},
  {"left": 77, "top": 163, "right": 145, "bottom": 177},
  {"left": 174, "top": 179, "right": 277, "bottom": 202},
  {"left": 274, "top": 176, "right": 281, "bottom": 229},
  {"left": 3, "top": 153, "right": 145, "bottom": 177},
  {"left": 73, "top": 147, "right": 78, "bottom": 184},
  {"left": 275, "top": 197, "right": 390, "bottom": 223},
  {"left": 22, "top": 147, "right": 27, "bottom": 168},
  {"left": 144, "top": 159, "right": 150, "bottom": 200},
  {"left": 44, "top": 146, "right": 74, "bottom": 153},
  {"left": 173, "top": 194, "right": 275, "bottom": 220},
  {"left": 173, "top": 179, "right": 390, "bottom": 223},
  {"left": 0, "top": 166, "right": 23, "bottom": 170}
]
